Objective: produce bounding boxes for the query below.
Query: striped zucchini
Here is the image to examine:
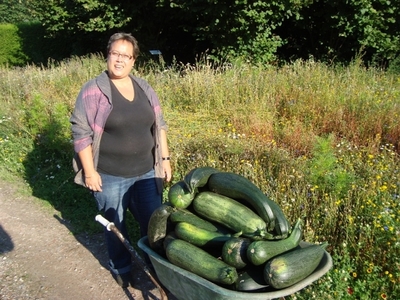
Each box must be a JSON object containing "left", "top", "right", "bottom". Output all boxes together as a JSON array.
[
  {"left": 235, "top": 266, "right": 270, "bottom": 291},
  {"left": 247, "top": 218, "right": 303, "bottom": 265},
  {"left": 169, "top": 208, "right": 220, "bottom": 232},
  {"left": 264, "top": 242, "right": 328, "bottom": 289},
  {"left": 174, "top": 222, "right": 231, "bottom": 247},
  {"left": 184, "top": 166, "right": 220, "bottom": 193},
  {"left": 166, "top": 239, "right": 238, "bottom": 285},
  {"left": 222, "top": 237, "right": 251, "bottom": 269},
  {"left": 168, "top": 180, "right": 195, "bottom": 209},
  {"left": 192, "top": 191, "right": 270, "bottom": 240},
  {"left": 147, "top": 204, "right": 175, "bottom": 253},
  {"left": 207, "top": 172, "right": 277, "bottom": 232}
]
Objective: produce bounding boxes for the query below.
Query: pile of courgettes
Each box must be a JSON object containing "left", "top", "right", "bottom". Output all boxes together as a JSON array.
[{"left": 147, "top": 167, "right": 328, "bottom": 291}]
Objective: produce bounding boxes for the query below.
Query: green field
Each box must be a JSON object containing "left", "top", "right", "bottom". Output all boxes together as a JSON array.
[{"left": 0, "top": 56, "right": 399, "bottom": 299}]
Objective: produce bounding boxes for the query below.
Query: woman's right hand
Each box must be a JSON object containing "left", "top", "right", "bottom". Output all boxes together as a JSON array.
[
  {"left": 85, "top": 171, "right": 102, "bottom": 192},
  {"left": 77, "top": 146, "right": 102, "bottom": 191}
]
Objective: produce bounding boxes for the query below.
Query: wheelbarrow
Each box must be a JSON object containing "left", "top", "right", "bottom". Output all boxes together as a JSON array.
[
  {"left": 95, "top": 214, "right": 168, "bottom": 300},
  {"left": 138, "top": 236, "right": 333, "bottom": 300}
]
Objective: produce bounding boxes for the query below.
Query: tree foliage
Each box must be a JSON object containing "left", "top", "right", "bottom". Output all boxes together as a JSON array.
[
  {"left": 0, "top": 0, "right": 36, "bottom": 23},
  {"left": 33, "top": 0, "right": 132, "bottom": 33},
  {"left": 165, "top": 0, "right": 310, "bottom": 63},
  {"left": 7, "top": 0, "right": 400, "bottom": 65},
  {"left": 278, "top": 0, "right": 400, "bottom": 64}
]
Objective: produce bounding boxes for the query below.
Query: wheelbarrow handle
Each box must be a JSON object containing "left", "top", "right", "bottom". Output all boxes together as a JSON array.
[
  {"left": 95, "top": 214, "right": 168, "bottom": 300},
  {"left": 95, "top": 214, "right": 112, "bottom": 230}
]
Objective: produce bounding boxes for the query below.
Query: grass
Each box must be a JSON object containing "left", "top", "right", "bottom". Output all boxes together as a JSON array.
[{"left": 0, "top": 55, "right": 399, "bottom": 299}]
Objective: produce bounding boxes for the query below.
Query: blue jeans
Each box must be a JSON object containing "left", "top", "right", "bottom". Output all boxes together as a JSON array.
[{"left": 93, "top": 169, "right": 161, "bottom": 275}]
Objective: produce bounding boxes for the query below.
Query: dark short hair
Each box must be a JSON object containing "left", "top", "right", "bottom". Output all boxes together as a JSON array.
[{"left": 107, "top": 33, "right": 140, "bottom": 59}]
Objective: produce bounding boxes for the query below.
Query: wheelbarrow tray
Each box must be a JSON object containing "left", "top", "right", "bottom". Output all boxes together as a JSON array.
[{"left": 138, "top": 236, "right": 333, "bottom": 300}]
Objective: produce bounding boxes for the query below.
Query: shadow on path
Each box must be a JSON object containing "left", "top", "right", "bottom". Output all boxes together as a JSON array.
[
  {"left": 0, "top": 224, "right": 14, "bottom": 254},
  {"left": 21, "top": 120, "right": 163, "bottom": 299}
]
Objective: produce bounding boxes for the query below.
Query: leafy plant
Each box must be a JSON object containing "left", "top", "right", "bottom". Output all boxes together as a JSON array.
[{"left": 306, "top": 134, "right": 355, "bottom": 198}]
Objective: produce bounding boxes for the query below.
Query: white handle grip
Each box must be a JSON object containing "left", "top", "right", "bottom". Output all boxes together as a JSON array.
[{"left": 95, "top": 214, "right": 112, "bottom": 230}]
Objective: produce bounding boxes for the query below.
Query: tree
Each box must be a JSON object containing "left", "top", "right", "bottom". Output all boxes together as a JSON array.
[
  {"left": 164, "top": 0, "right": 311, "bottom": 63},
  {"left": 30, "top": 0, "right": 312, "bottom": 63},
  {"left": 277, "top": 0, "right": 400, "bottom": 64},
  {"left": 28, "top": 0, "right": 400, "bottom": 65},
  {"left": 0, "top": 0, "right": 36, "bottom": 23}
]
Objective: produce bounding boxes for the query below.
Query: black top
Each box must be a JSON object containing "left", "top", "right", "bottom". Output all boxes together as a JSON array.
[{"left": 97, "top": 78, "right": 155, "bottom": 177}]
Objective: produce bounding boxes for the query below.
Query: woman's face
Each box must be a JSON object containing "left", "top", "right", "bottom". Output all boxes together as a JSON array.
[{"left": 107, "top": 39, "right": 135, "bottom": 80}]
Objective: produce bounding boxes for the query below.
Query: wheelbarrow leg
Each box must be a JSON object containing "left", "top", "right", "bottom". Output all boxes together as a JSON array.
[{"left": 96, "top": 215, "right": 168, "bottom": 300}]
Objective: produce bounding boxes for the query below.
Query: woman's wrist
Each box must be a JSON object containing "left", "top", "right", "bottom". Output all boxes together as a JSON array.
[{"left": 84, "top": 171, "right": 97, "bottom": 178}]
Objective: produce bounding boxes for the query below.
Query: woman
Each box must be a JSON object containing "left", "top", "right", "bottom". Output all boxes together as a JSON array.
[{"left": 70, "top": 32, "right": 172, "bottom": 288}]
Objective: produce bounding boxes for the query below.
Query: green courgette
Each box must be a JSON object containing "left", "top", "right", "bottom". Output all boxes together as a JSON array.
[
  {"left": 222, "top": 237, "right": 251, "bottom": 269},
  {"left": 235, "top": 266, "right": 270, "bottom": 291},
  {"left": 207, "top": 172, "right": 277, "bottom": 232},
  {"left": 166, "top": 239, "right": 238, "bottom": 285},
  {"left": 169, "top": 208, "right": 220, "bottom": 232},
  {"left": 147, "top": 204, "right": 175, "bottom": 253},
  {"left": 163, "top": 232, "right": 178, "bottom": 250},
  {"left": 193, "top": 191, "right": 269, "bottom": 240},
  {"left": 263, "top": 242, "right": 327, "bottom": 289},
  {"left": 247, "top": 219, "right": 303, "bottom": 266},
  {"left": 168, "top": 180, "right": 195, "bottom": 209},
  {"left": 175, "top": 222, "right": 232, "bottom": 247},
  {"left": 184, "top": 166, "right": 220, "bottom": 193},
  {"left": 267, "top": 198, "right": 291, "bottom": 240}
]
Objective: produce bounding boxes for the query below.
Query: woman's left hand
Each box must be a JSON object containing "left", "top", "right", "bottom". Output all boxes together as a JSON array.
[{"left": 163, "top": 160, "right": 172, "bottom": 182}]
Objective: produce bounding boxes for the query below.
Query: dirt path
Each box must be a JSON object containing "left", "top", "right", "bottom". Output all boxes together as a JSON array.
[{"left": 0, "top": 178, "right": 171, "bottom": 300}]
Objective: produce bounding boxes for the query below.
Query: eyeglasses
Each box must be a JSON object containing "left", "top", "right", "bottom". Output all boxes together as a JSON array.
[{"left": 108, "top": 51, "right": 133, "bottom": 61}]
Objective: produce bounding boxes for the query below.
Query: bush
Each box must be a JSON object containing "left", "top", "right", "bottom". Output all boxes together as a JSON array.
[
  {"left": 388, "top": 55, "right": 400, "bottom": 74},
  {"left": 0, "top": 23, "right": 28, "bottom": 66}
]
